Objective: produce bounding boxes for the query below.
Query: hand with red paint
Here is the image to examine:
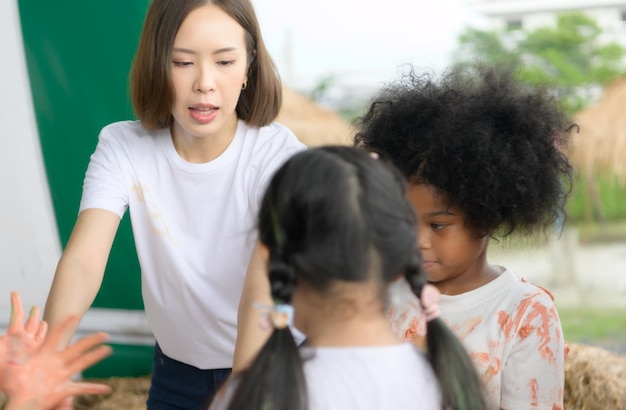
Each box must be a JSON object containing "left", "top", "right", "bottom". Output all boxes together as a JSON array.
[
  {"left": 1, "top": 292, "right": 113, "bottom": 410},
  {"left": 0, "top": 292, "right": 48, "bottom": 391}
]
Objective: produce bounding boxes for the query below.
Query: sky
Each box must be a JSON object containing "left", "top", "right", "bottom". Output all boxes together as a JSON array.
[{"left": 252, "top": 0, "right": 487, "bottom": 93}]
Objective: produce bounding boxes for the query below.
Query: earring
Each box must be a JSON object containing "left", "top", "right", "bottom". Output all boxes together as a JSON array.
[{"left": 242, "top": 80, "right": 248, "bottom": 90}]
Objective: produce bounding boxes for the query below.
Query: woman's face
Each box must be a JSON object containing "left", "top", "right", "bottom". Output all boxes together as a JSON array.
[{"left": 170, "top": 4, "right": 248, "bottom": 146}]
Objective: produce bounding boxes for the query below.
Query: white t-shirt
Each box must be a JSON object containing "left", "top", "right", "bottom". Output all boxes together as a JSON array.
[
  {"left": 387, "top": 269, "right": 565, "bottom": 410},
  {"left": 80, "top": 119, "right": 305, "bottom": 368},
  {"left": 210, "top": 343, "right": 442, "bottom": 410}
]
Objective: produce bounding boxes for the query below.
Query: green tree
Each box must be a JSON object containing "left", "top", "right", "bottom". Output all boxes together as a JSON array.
[{"left": 454, "top": 12, "right": 626, "bottom": 115}]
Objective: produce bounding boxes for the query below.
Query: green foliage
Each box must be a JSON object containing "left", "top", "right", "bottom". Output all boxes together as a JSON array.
[
  {"left": 573, "top": 220, "right": 626, "bottom": 244},
  {"left": 456, "top": 27, "right": 520, "bottom": 65},
  {"left": 309, "top": 74, "right": 337, "bottom": 103},
  {"left": 566, "top": 172, "right": 626, "bottom": 222},
  {"left": 454, "top": 12, "right": 626, "bottom": 115}
]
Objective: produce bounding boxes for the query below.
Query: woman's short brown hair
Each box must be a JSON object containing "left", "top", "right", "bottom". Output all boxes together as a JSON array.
[{"left": 130, "top": 0, "right": 282, "bottom": 130}]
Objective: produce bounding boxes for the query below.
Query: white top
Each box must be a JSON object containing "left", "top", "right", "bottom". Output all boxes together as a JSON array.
[
  {"left": 80, "top": 119, "right": 305, "bottom": 368},
  {"left": 210, "top": 343, "right": 442, "bottom": 410},
  {"left": 387, "top": 269, "right": 565, "bottom": 410}
]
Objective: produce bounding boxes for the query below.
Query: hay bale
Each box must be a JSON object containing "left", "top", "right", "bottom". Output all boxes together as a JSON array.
[
  {"left": 74, "top": 376, "right": 150, "bottom": 410},
  {"left": 277, "top": 87, "right": 355, "bottom": 147},
  {"left": 564, "top": 342, "right": 626, "bottom": 409}
]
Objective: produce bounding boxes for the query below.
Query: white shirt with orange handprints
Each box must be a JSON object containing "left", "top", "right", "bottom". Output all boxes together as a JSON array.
[{"left": 387, "top": 269, "right": 565, "bottom": 410}]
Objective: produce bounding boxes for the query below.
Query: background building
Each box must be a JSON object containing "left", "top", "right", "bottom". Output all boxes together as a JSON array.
[{"left": 471, "top": 0, "right": 626, "bottom": 45}]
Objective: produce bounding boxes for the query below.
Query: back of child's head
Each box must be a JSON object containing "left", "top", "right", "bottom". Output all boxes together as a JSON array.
[
  {"left": 354, "top": 63, "right": 573, "bottom": 238},
  {"left": 228, "top": 146, "right": 487, "bottom": 410},
  {"left": 258, "top": 146, "right": 416, "bottom": 294},
  {"left": 131, "top": 0, "right": 282, "bottom": 130}
]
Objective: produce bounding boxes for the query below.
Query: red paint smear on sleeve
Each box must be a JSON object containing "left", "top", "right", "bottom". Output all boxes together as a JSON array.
[
  {"left": 553, "top": 387, "right": 564, "bottom": 410},
  {"left": 524, "top": 301, "right": 557, "bottom": 363},
  {"left": 530, "top": 378, "right": 539, "bottom": 406},
  {"left": 498, "top": 294, "right": 558, "bottom": 364},
  {"left": 521, "top": 277, "right": 555, "bottom": 301}
]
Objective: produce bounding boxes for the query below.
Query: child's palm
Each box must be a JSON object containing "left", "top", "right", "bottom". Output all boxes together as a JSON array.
[
  {"left": 1, "top": 292, "right": 112, "bottom": 408},
  {"left": 0, "top": 292, "right": 47, "bottom": 390},
  {"left": 3, "top": 330, "right": 110, "bottom": 406}
]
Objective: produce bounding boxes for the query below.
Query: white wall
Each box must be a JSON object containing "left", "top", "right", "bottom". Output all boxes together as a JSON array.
[{"left": 0, "top": 0, "right": 62, "bottom": 326}]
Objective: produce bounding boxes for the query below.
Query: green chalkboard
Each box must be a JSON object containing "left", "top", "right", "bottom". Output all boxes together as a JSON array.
[{"left": 18, "top": 1, "right": 151, "bottom": 310}]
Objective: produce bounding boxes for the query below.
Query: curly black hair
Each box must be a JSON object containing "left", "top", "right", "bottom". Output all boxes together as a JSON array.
[{"left": 354, "top": 63, "right": 574, "bottom": 237}]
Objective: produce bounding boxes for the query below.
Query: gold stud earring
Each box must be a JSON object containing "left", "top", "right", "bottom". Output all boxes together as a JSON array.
[{"left": 242, "top": 80, "right": 248, "bottom": 90}]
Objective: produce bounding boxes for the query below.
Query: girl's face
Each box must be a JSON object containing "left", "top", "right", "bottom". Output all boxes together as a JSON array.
[
  {"left": 407, "top": 184, "right": 491, "bottom": 295},
  {"left": 170, "top": 5, "right": 248, "bottom": 146}
]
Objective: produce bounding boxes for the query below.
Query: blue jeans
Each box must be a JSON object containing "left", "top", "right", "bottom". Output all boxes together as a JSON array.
[{"left": 147, "top": 343, "right": 232, "bottom": 410}]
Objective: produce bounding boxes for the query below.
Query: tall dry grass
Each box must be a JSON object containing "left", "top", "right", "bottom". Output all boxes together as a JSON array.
[
  {"left": 571, "top": 77, "right": 626, "bottom": 185},
  {"left": 277, "top": 87, "right": 355, "bottom": 148}
]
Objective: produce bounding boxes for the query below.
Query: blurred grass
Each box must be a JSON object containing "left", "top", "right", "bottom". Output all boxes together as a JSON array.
[
  {"left": 488, "top": 213, "right": 626, "bottom": 250},
  {"left": 559, "top": 307, "right": 626, "bottom": 352},
  {"left": 573, "top": 220, "right": 626, "bottom": 244},
  {"left": 566, "top": 172, "right": 626, "bottom": 222}
]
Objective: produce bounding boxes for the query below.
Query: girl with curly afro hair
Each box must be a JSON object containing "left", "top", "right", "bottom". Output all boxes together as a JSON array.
[{"left": 355, "top": 62, "right": 573, "bottom": 410}]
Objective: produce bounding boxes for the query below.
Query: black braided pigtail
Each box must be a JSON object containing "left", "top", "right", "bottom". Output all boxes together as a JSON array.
[
  {"left": 404, "top": 254, "right": 487, "bottom": 410},
  {"left": 229, "top": 246, "right": 307, "bottom": 410}
]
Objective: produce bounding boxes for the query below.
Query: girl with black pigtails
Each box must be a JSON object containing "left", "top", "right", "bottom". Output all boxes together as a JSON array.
[{"left": 211, "top": 146, "right": 486, "bottom": 410}]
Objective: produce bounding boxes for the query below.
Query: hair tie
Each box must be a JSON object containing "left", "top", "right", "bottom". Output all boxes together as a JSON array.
[
  {"left": 269, "top": 304, "right": 294, "bottom": 329},
  {"left": 253, "top": 303, "right": 294, "bottom": 330},
  {"left": 420, "top": 284, "right": 440, "bottom": 322}
]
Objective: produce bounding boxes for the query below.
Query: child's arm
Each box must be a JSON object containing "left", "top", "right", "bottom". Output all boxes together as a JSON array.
[
  {"left": 207, "top": 374, "right": 238, "bottom": 410},
  {"left": 232, "top": 242, "right": 273, "bottom": 372},
  {"left": 43, "top": 208, "right": 121, "bottom": 346}
]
